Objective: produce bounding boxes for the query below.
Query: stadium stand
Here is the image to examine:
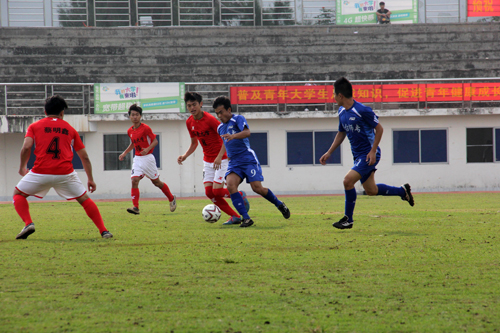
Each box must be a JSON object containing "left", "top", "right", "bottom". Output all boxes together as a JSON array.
[{"left": 0, "top": 23, "right": 499, "bottom": 84}]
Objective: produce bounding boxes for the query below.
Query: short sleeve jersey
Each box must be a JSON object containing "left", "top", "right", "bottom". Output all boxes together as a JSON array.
[
  {"left": 26, "top": 117, "right": 85, "bottom": 175},
  {"left": 338, "top": 100, "right": 381, "bottom": 160},
  {"left": 377, "top": 8, "right": 389, "bottom": 22},
  {"left": 127, "top": 123, "right": 156, "bottom": 156},
  {"left": 217, "top": 114, "right": 259, "bottom": 164},
  {"left": 186, "top": 111, "right": 227, "bottom": 163}
]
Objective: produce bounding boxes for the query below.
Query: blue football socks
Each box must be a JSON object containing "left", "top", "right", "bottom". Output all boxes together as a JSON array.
[
  {"left": 230, "top": 192, "right": 250, "bottom": 219},
  {"left": 344, "top": 188, "right": 356, "bottom": 222},
  {"left": 377, "top": 184, "right": 405, "bottom": 197},
  {"left": 263, "top": 188, "right": 283, "bottom": 207}
]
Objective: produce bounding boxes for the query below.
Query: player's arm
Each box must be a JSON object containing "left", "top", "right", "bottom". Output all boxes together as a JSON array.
[
  {"left": 18, "top": 137, "right": 34, "bottom": 176},
  {"left": 76, "top": 148, "right": 97, "bottom": 193},
  {"left": 178, "top": 137, "right": 198, "bottom": 165},
  {"left": 221, "top": 127, "right": 250, "bottom": 142},
  {"left": 366, "top": 123, "right": 383, "bottom": 166},
  {"left": 140, "top": 136, "right": 158, "bottom": 156},
  {"left": 319, "top": 131, "right": 346, "bottom": 165},
  {"left": 119, "top": 142, "right": 134, "bottom": 161},
  {"left": 386, "top": 10, "right": 391, "bottom": 17},
  {"left": 214, "top": 144, "right": 227, "bottom": 170}
]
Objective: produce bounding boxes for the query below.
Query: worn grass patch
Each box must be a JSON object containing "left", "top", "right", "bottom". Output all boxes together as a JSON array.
[{"left": 1, "top": 193, "right": 499, "bottom": 332}]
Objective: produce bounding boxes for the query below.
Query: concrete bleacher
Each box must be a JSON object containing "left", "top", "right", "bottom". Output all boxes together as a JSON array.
[{"left": 0, "top": 22, "right": 499, "bottom": 84}]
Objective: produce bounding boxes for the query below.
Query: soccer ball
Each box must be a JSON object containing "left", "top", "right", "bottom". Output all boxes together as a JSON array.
[{"left": 202, "top": 204, "right": 222, "bottom": 223}]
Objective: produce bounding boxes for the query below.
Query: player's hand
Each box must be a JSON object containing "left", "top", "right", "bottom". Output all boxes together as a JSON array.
[
  {"left": 18, "top": 167, "right": 29, "bottom": 177},
  {"left": 88, "top": 180, "right": 97, "bottom": 193},
  {"left": 319, "top": 153, "right": 331, "bottom": 165},
  {"left": 140, "top": 149, "right": 149, "bottom": 156},
  {"left": 119, "top": 153, "right": 125, "bottom": 161},
  {"left": 213, "top": 157, "right": 222, "bottom": 170},
  {"left": 177, "top": 155, "right": 186, "bottom": 165},
  {"left": 366, "top": 151, "right": 376, "bottom": 166},
  {"left": 221, "top": 133, "right": 234, "bottom": 141}
]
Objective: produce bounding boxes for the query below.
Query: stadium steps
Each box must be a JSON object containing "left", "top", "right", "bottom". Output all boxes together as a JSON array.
[{"left": 0, "top": 23, "right": 498, "bottom": 83}]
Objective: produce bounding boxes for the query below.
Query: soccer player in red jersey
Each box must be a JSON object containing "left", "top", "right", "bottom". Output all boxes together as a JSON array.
[
  {"left": 119, "top": 104, "right": 176, "bottom": 215},
  {"left": 177, "top": 92, "right": 249, "bottom": 225},
  {"left": 13, "top": 95, "right": 113, "bottom": 239}
]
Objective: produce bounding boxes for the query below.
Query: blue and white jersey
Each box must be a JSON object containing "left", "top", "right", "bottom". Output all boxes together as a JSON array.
[
  {"left": 217, "top": 114, "right": 260, "bottom": 165},
  {"left": 338, "top": 100, "right": 381, "bottom": 160}
]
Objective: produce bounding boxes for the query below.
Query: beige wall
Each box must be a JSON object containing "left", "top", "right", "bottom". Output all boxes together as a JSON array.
[{"left": 1, "top": 113, "right": 500, "bottom": 201}]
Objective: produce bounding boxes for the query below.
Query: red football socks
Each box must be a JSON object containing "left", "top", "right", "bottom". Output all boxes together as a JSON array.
[
  {"left": 161, "top": 182, "right": 174, "bottom": 201},
  {"left": 131, "top": 188, "right": 140, "bottom": 208},
  {"left": 212, "top": 187, "right": 239, "bottom": 217},
  {"left": 81, "top": 198, "right": 107, "bottom": 234},
  {"left": 213, "top": 187, "right": 231, "bottom": 199},
  {"left": 13, "top": 194, "right": 33, "bottom": 226}
]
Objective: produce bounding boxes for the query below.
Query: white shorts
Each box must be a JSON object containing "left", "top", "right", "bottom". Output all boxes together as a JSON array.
[
  {"left": 203, "top": 159, "right": 228, "bottom": 185},
  {"left": 15, "top": 171, "right": 86, "bottom": 200},
  {"left": 131, "top": 154, "right": 159, "bottom": 180}
]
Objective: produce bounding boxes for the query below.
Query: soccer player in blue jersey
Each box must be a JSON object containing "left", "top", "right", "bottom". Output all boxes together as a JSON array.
[
  {"left": 320, "top": 77, "right": 414, "bottom": 230},
  {"left": 213, "top": 96, "right": 290, "bottom": 228}
]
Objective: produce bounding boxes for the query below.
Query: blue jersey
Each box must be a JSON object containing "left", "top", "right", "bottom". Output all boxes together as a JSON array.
[
  {"left": 217, "top": 114, "right": 260, "bottom": 165},
  {"left": 338, "top": 100, "right": 381, "bottom": 160}
]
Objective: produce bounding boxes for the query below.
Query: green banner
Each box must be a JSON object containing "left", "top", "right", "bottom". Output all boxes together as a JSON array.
[
  {"left": 336, "top": 0, "right": 418, "bottom": 25},
  {"left": 94, "top": 82, "right": 185, "bottom": 114}
]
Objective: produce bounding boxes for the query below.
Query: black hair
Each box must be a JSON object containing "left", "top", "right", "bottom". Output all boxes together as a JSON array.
[
  {"left": 212, "top": 96, "right": 231, "bottom": 110},
  {"left": 184, "top": 92, "right": 202, "bottom": 103},
  {"left": 128, "top": 103, "right": 142, "bottom": 116},
  {"left": 334, "top": 77, "right": 353, "bottom": 99},
  {"left": 45, "top": 95, "right": 68, "bottom": 115}
]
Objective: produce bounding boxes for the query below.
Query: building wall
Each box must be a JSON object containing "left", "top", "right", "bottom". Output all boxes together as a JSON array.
[{"left": 1, "top": 112, "right": 499, "bottom": 201}]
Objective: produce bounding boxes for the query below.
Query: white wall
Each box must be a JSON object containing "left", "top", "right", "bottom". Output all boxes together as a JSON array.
[{"left": 1, "top": 112, "right": 499, "bottom": 201}]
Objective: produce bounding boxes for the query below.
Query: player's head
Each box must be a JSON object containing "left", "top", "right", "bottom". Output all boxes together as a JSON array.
[
  {"left": 380, "top": 1, "right": 385, "bottom": 8},
  {"left": 212, "top": 96, "right": 232, "bottom": 123},
  {"left": 128, "top": 104, "right": 142, "bottom": 116},
  {"left": 184, "top": 92, "right": 203, "bottom": 116},
  {"left": 184, "top": 92, "right": 202, "bottom": 104},
  {"left": 44, "top": 95, "right": 68, "bottom": 116},
  {"left": 334, "top": 77, "right": 353, "bottom": 106}
]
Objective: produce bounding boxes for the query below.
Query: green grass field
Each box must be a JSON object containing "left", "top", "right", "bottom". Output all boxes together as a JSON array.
[{"left": 1, "top": 193, "right": 499, "bottom": 332}]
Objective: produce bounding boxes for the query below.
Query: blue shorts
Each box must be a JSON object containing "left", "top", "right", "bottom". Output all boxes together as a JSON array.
[
  {"left": 352, "top": 155, "right": 380, "bottom": 184},
  {"left": 226, "top": 161, "right": 264, "bottom": 184}
]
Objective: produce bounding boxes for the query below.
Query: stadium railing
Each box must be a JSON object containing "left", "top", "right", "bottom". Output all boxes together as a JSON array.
[{"left": 1, "top": 78, "right": 500, "bottom": 116}]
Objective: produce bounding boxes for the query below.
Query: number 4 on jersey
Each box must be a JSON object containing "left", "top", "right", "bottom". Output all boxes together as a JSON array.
[{"left": 46, "top": 137, "right": 61, "bottom": 159}]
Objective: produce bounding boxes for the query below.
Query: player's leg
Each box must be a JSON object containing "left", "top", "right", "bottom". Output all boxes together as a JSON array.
[
  {"left": 13, "top": 172, "right": 52, "bottom": 239},
  {"left": 362, "top": 172, "right": 414, "bottom": 206},
  {"left": 334, "top": 169, "right": 362, "bottom": 229},
  {"left": 245, "top": 162, "right": 290, "bottom": 219},
  {"left": 13, "top": 189, "right": 35, "bottom": 239},
  {"left": 52, "top": 172, "right": 112, "bottom": 238},
  {"left": 226, "top": 171, "right": 253, "bottom": 228},
  {"left": 151, "top": 177, "right": 176, "bottom": 212},
  {"left": 213, "top": 181, "right": 242, "bottom": 225},
  {"left": 128, "top": 176, "right": 141, "bottom": 214},
  {"left": 76, "top": 194, "right": 112, "bottom": 238},
  {"left": 249, "top": 181, "right": 290, "bottom": 219},
  {"left": 209, "top": 160, "right": 245, "bottom": 225},
  {"left": 142, "top": 154, "right": 175, "bottom": 212}
]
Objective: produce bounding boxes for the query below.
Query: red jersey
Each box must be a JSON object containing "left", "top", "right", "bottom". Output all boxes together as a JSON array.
[
  {"left": 127, "top": 123, "right": 156, "bottom": 156},
  {"left": 186, "top": 112, "right": 227, "bottom": 163},
  {"left": 26, "top": 117, "right": 85, "bottom": 175}
]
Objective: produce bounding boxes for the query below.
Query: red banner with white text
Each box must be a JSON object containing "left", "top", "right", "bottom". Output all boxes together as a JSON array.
[
  {"left": 230, "top": 83, "right": 500, "bottom": 105},
  {"left": 230, "top": 85, "right": 334, "bottom": 105}
]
